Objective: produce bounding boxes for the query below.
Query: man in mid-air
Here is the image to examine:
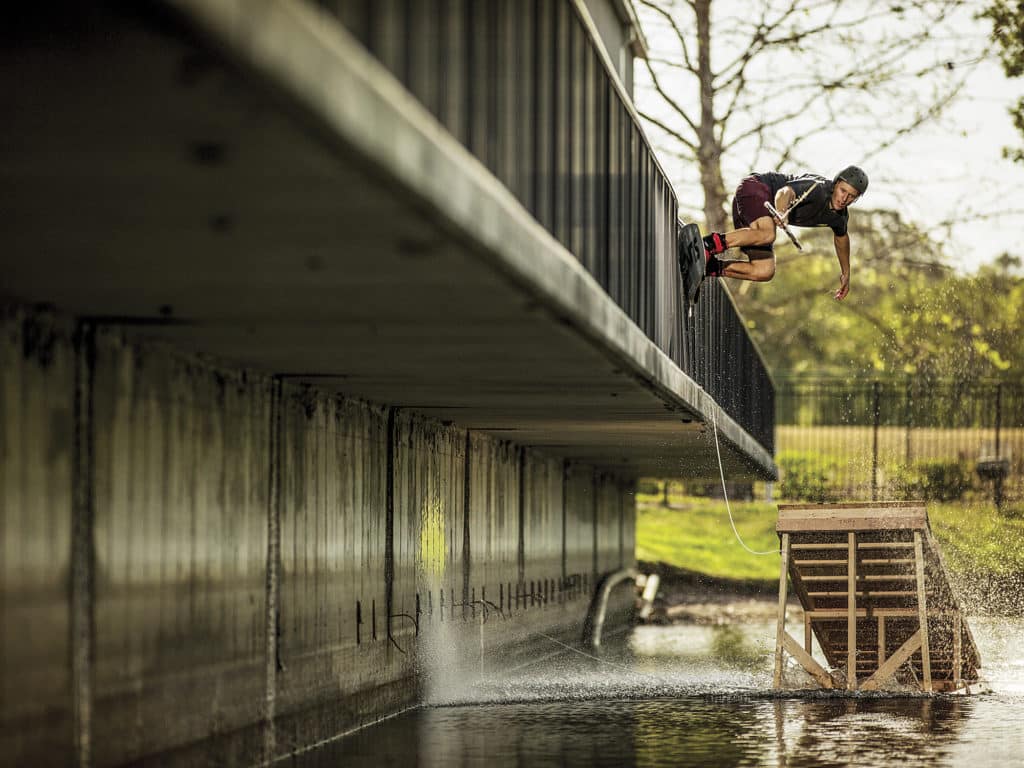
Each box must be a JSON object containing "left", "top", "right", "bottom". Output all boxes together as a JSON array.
[{"left": 701, "top": 165, "right": 868, "bottom": 300}]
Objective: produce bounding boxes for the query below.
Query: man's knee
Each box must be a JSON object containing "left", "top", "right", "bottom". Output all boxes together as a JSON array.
[
  {"left": 749, "top": 217, "right": 777, "bottom": 246},
  {"left": 750, "top": 259, "right": 776, "bottom": 282}
]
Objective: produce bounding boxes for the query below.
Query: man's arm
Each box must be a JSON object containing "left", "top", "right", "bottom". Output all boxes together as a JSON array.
[
  {"left": 834, "top": 233, "right": 851, "bottom": 300},
  {"left": 773, "top": 186, "right": 796, "bottom": 221}
]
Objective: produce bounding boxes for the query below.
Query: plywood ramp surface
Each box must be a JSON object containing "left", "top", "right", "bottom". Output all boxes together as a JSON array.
[{"left": 773, "top": 502, "right": 981, "bottom": 693}]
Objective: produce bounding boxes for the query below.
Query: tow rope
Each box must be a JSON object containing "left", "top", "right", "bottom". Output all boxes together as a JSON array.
[{"left": 711, "top": 409, "right": 778, "bottom": 557}]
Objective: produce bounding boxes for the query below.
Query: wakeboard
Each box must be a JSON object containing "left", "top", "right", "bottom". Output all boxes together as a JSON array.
[{"left": 677, "top": 221, "right": 706, "bottom": 314}]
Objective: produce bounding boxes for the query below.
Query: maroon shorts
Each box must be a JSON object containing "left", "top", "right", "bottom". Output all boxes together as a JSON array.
[{"left": 731, "top": 176, "right": 774, "bottom": 258}]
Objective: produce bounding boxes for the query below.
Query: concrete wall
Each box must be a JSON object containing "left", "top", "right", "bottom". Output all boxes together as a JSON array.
[
  {"left": 0, "top": 303, "right": 636, "bottom": 766},
  {"left": 1, "top": 307, "right": 76, "bottom": 766}
]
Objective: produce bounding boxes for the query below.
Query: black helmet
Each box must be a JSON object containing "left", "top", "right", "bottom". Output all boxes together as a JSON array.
[{"left": 834, "top": 165, "right": 868, "bottom": 195}]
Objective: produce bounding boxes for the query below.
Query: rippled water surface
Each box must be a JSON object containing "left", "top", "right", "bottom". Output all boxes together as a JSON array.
[{"left": 299, "top": 616, "right": 1024, "bottom": 767}]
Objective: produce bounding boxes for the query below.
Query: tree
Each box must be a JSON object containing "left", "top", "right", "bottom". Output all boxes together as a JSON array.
[
  {"left": 729, "top": 209, "right": 1024, "bottom": 382},
  {"left": 636, "top": 1, "right": 979, "bottom": 231},
  {"left": 982, "top": 1, "right": 1024, "bottom": 163}
]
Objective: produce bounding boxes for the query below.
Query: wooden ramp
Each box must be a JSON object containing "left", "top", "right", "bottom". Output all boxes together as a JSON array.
[{"left": 773, "top": 502, "right": 981, "bottom": 693}]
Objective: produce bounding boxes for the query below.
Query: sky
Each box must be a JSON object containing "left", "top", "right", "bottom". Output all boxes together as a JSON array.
[{"left": 633, "top": 1, "right": 1024, "bottom": 274}]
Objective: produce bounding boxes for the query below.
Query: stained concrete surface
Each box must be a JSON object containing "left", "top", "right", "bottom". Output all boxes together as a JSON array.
[{"left": 0, "top": 1, "right": 773, "bottom": 479}]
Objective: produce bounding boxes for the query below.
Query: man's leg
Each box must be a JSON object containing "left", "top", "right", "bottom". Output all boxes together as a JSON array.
[
  {"left": 721, "top": 251, "right": 776, "bottom": 282},
  {"left": 705, "top": 215, "right": 777, "bottom": 281},
  {"left": 705, "top": 176, "right": 779, "bottom": 281},
  {"left": 705, "top": 214, "right": 776, "bottom": 253}
]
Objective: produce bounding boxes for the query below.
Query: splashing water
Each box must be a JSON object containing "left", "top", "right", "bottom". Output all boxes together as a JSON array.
[{"left": 303, "top": 615, "right": 1024, "bottom": 768}]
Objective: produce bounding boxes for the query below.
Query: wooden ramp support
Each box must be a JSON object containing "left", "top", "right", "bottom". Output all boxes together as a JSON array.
[{"left": 772, "top": 502, "right": 981, "bottom": 694}]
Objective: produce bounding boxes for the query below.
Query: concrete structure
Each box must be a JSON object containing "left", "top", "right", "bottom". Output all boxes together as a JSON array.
[{"left": 1, "top": 1, "right": 775, "bottom": 765}]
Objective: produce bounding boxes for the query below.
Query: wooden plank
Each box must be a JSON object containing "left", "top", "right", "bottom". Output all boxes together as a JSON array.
[
  {"left": 953, "top": 611, "right": 962, "bottom": 689},
  {"left": 848, "top": 532, "right": 857, "bottom": 691},
  {"left": 778, "top": 516, "right": 927, "bottom": 533},
  {"left": 800, "top": 575, "right": 916, "bottom": 582},
  {"left": 861, "top": 558, "right": 915, "bottom": 565},
  {"left": 794, "top": 542, "right": 915, "bottom": 551},
  {"left": 878, "top": 616, "right": 886, "bottom": 667},
  {"left": 806, "top": 590, "right": 917, "bottom": 598},
  {"left": 793, "top": 559, "right": 849, "bottom": 566},
  {"left": 804, "top": 614, "right": 812, "bottom": 653},
  {"left": 859, "top": 630, "right": 922, "bottom": 691},
  {"left": 782, "top": 631, "right": 835, "bottom": 689},
  {"left": 777, "top": 501, "right": 925, "bottom": 512},
  {"left": 773, "top": 533, "right": 790, "bottom": 690},
  {"left": 806, "top": 609, "right": 922, "bottom": 618},
  {"left": 787, "top": 551, "right": 819, "bottom": 622},
  {"left": 778, "top": 509, "right": 926, "bottom": 521},
  {"left": 806, "top": 608, "right": 960, "bottom": 618},
  {"left": 914, "top": 532, "right": 932, "bottom": 691}
]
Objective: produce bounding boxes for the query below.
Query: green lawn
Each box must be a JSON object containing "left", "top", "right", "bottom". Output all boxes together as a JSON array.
[
  {"left": 636, "top": 493, "right": 1024, "bottom": 582},
  {"left": 929, "top": 501, "right": 1024, "bottom": 576},
  {"left": 635, "top": 497, "right": 781, "bottom": 581}
]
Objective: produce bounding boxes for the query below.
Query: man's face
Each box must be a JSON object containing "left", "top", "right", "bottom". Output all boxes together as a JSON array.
[{"left": 831, "top": 180, "right": 861, "bottom": 210}]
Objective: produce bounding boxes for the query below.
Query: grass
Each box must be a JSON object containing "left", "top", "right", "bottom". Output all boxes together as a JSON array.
[
  {"left": 929, "top": 501, "right": 1024, "bottom": 576},
  {"left": 635, "top": 496, "right": 781, "bottom": 581},
  {"left": 636, "top": 491, "right": 1024, "bottom": 582}
]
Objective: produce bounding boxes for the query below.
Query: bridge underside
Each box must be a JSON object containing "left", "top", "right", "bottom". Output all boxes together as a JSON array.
[{"left": 1, "top": 1, "right": 772, "bottom": 479}]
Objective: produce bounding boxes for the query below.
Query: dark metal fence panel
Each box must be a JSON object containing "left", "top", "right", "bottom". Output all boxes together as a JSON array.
[
  {"left": 776, "top": 379, "right": 1024, "bottom": 505},
  {"left": 323, "top": 0, "right": 774, "bottom": 451},
  {"left": 554, "top": 2, "right": 572, "bottom": 249}
]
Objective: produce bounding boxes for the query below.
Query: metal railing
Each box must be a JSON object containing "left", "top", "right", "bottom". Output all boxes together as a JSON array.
[
  {"left": 775, "top": 378, "right": 1024, "bottom": 506},
  {"left": 323, "top": 0, "right": 774, "bottom": 452}
]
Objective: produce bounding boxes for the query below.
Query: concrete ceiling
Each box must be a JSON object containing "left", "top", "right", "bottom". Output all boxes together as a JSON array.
[{"left": 0, "top": 2, "right": 775, "bottom": 480}]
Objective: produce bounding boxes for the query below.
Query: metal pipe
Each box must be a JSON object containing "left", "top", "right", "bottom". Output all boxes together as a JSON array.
[{"left": 586, "top": 567, "right": 640, "bottom": 649}]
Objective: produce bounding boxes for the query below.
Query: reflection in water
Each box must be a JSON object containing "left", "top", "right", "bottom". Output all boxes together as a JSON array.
[
  {"left": 297, "top": 617, "right": 1024, "bottom": 768},
  {"left": 766, "top": 697, "right": 968, "bottom": 768}
]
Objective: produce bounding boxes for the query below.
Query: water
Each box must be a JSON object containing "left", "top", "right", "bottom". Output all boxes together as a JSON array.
[{"left": 296, "top": 616, "right": 1024, "bottom": 767}]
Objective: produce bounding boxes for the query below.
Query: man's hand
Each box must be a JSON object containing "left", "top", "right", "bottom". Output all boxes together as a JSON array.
[{"left": 834, "top": 272, "right": 850, "bottom": 301}]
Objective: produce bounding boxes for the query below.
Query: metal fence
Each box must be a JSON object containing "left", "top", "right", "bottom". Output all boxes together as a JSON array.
[
  {"left": 775, "top": 379, "right": 1024, "bottom": 506},
  {"left": 322, "top": 0, "right": 774, "bottom": 452}
]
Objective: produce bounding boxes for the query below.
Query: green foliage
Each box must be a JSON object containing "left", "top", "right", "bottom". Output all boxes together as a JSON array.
[
  {"left": 982, "top": 1, "right": 1024, "bottom": 162},
  {"left": 1001, "top": 502, "right": 1024, "bottom": 520},
  {"left": 777, "top": 450, "right": 840, "bottom": 502},
  {"left": 894, "top": 460, "right": 972, "bottom": 502},
  {"left": 730, "top": 209, "right": 1024, "bottom": 383},
  {"left": 929, "top": 501, "right": 1024, "bottom": 575},
  {"left": 636, "top": 478, "right": 661, "bottom": 496}
]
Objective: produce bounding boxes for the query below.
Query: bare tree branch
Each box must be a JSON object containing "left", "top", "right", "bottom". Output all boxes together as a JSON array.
[
  {"left": 640, "top": 59, "right": 700, "bottom": 137},
  {"left": 637, "top": 0, "right": 976, "bottom": 233},
  {"left": 638, "top": 0, "right": 696, "bottom": 74},
  {"left": 639, "top": 110, "right": 698, "bottom": 153}
]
